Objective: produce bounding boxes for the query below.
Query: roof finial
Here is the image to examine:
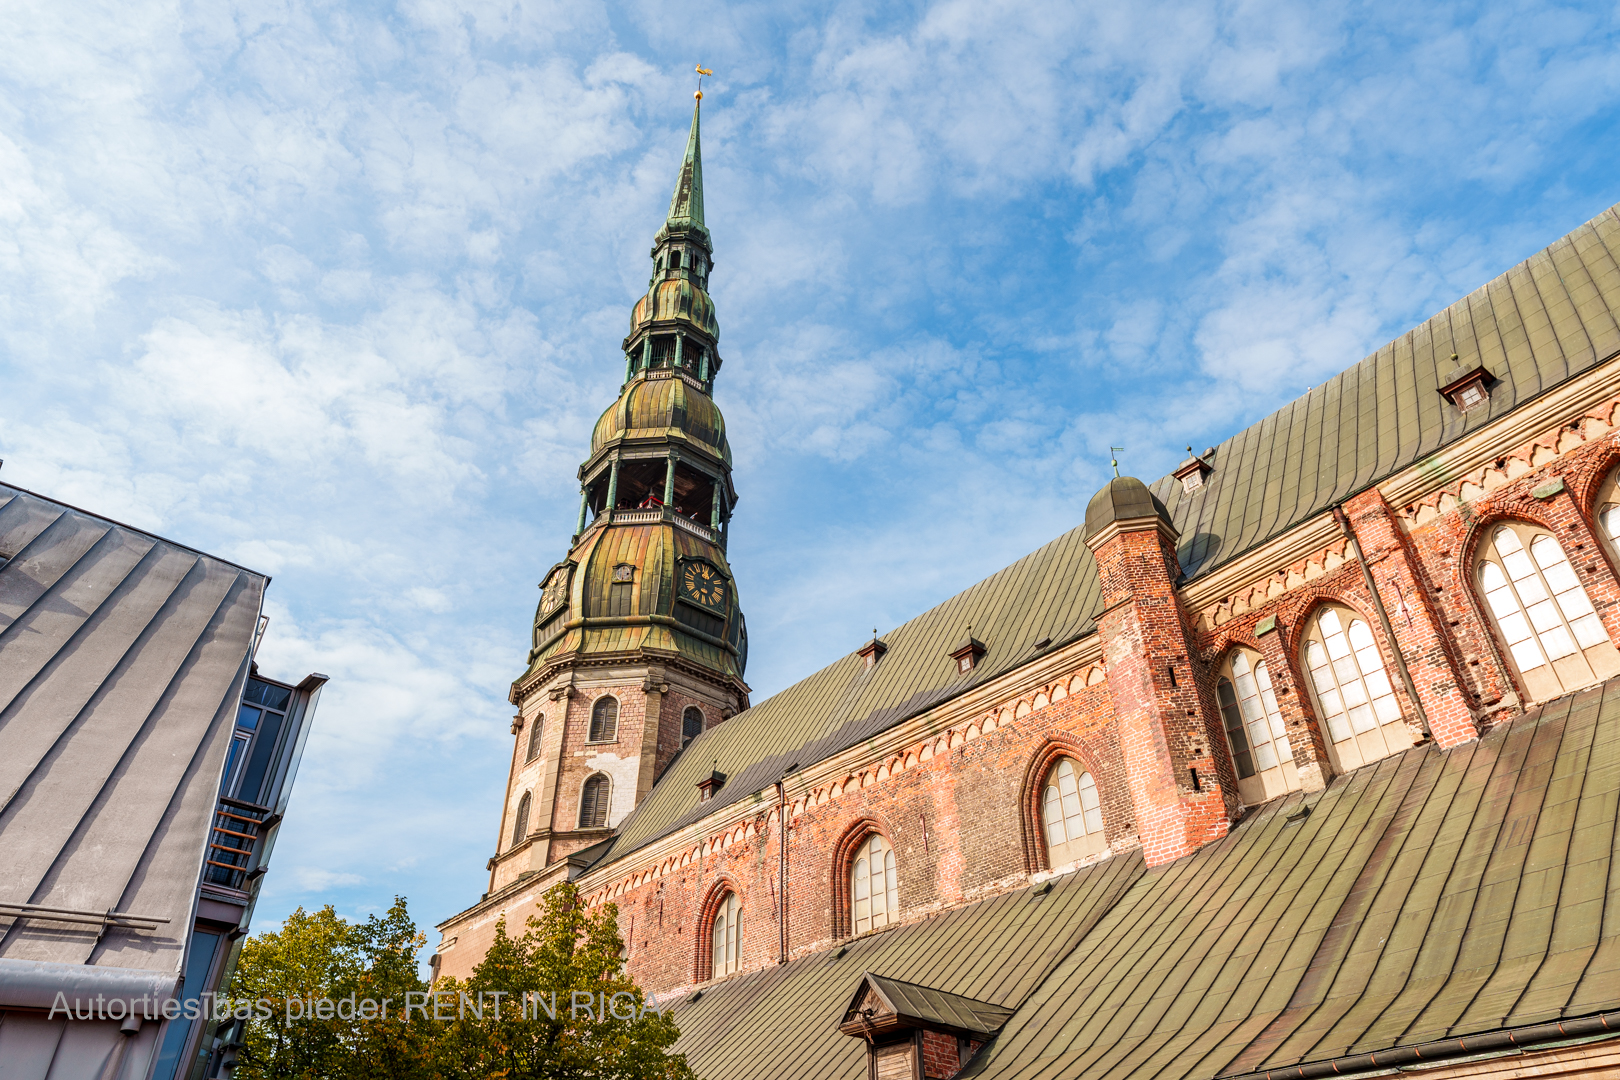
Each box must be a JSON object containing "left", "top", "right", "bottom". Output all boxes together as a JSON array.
[
  {"left": 1110, "top": 447, "right": 1124, "bottom": 478},
  {"left": 695, "top": 64, "right": 712, "bottom": 100}
]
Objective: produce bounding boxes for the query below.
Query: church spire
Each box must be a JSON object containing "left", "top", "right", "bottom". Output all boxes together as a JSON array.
[{"left": 664, "top": 97, "right": 707, "bottom": 239}]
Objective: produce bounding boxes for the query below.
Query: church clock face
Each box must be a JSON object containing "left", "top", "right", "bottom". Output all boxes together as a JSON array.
[
  {"left": 540, "top": 567, "right": 571, "bottom": 615},
  {"left": 680, "top": 560, "right": 727, "bottom": 610}
]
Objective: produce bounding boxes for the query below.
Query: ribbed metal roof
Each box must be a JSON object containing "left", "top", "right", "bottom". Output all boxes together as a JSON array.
[
  {"left": 666, "top": 851, "right": 1142, "bottom": 1080},
  {"left": 660, "top": 676, "right": 1620, "bottom": 1079},
  {"left": 593, "top": 202, "right": 1620, "bottom": 868},
  {"left": 0, "top": 482, "right": 264, "bottom": 976}
]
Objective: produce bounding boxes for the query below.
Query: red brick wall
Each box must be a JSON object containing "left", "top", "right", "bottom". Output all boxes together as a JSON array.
[{"left": 920, "top": 1030, "right": 958, "bottom": 1078}]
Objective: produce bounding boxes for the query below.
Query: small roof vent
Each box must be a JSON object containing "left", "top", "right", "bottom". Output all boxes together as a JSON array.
[
  {"left": 1172, "top": 447, "right": 1214, "bottom": 493},
  {"left": 949, "top": 629, "right": 986, "bottom": 675},
  {"left": 697, "top": 769, "right": 727, "bottom": 802},
  {"left": 858, "top": 631, "right": 888, "bottom": 670},
  {"left": 1438, "top": 356, "right": 1495, "bottom": 413}
]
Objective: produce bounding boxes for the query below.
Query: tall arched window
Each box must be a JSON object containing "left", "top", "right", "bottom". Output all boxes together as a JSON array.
[
  {"left": 1216, "top": 650, "right": 1298, "bottom": 804},
  {"left": 525, "top": 716, "right": 544, "bottom": 763},
  {"left": 1477, "top": 522, "right": 1620, "bottom": 701},
  {"left": 511, "top": 791, "right": 531, "bottom": 847},
  {"left": 682, "top": 706, "right": 705, "bottom": 749},
  {"left": 1303, "top": 605, "right": 1414, "bottom": 772},
  {"left": 709, "top": 892, "right": 740, "bottom": 978},
  {"left": 1042, "top": 759, "right": 1105, "bottom": 867},
  {"left": 589, "top": 696, "right": 619, "bottom": 742},
  {"left": 579, "top": 774, "right": 609, "bottom": 829},
  {"left": 851, "top": 834, "right": 898, "bottom": 935}
]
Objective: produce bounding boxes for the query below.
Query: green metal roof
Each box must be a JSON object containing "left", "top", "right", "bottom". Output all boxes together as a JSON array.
[
  {"left": 590, "top": 203, "right": 1620, "bottom": 871},
  {"left": 665, "top": 850, "right": 1142, "bottom": 1080},
  {"left": 662, "top": 100, "right": 706, "bottom": 239},
  {"left": 663, "top": 676, "right": 1620, "bottom": 1079}
]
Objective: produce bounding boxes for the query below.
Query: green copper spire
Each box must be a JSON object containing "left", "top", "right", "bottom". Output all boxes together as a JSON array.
[{"left": 665, "top": 98, "right": 706, "bottom": 236}]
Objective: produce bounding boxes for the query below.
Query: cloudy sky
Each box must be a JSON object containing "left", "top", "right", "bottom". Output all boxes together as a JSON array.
[{"left": 2, "top": 0, "right": 1618, "bottom": 941}]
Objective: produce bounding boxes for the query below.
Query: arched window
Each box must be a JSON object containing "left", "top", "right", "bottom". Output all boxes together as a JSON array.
[
  {"left": 579, "top": 774, "right": 609, "bottom": 829},
  {"left": 1477, "top": 522, "right": 1620, "bottom": 701},
  {"left": 709, "top": 892, "right": 740, "bottom": 978},
  {"left": 1042, "top": 759, "right": 1104, "bottom": 867},
  {"left": 682, "top": 706, "right": 705, "bottom": 749},
  {"left": 589, "top": 696, "right": 619, "bottom": 742},
  {"left": 1303, "top": 605, "right": 1414, "bottom": 772},
  {"left": 525, "top": 716, "right": 544, "bottom": 763},
  {"left": 1216, "top": 650, "right": 1299, "bottom": 804},
  {"left": 851, "top": 834, "right": 898, "bottom": 935},
  {"left": 511, "top": 792, "right": 531, "bottom": 847}
]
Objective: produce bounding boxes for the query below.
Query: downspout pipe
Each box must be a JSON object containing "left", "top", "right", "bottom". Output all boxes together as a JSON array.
[
  {"left": 776, "top": 764, "right": 797, "bottom": 965},
  {"left": 1333, "top": 505, "right": 1433, "bottom": 739},
  {"left": 1220, "top": 1009, "right": 1620, "bottom": 1080}
]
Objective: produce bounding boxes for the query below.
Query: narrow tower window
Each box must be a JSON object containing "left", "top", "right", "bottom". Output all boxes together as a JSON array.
[
  {"left": 1477, "top": 523, "right": 1619, "bottom": 701},
  {"left": 1042, "top": 759, "right": 1104, "bottom": 866},
  {"left": 579, "top": 774, "right": 609, "bottom": 829},
  {"left": 511, "top": 792, "right": 531, "bottom": 847},
  {"left": 525, "top": 716, "right": 544, "bottom": 763},
  {"left": 682, "top": 705, "right": 705, "bottom": 748},
  {"left": 589, "top": 696, "right": 619, "bottom": 742},
  {"left": 709, "top": 891, "right": 740, "bottom": 978},
  {"left": 1302, "top": 605, "right": 1413, "bottom": 773},
  {"left": 850, "top": 834, "right": 898, "bottom": 935},
  {"left": 1216, "top": 650, "right": 1299, "bottom": 804}
]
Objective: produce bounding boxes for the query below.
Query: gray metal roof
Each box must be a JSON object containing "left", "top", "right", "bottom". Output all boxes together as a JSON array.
[
  {"left": 0, "top": 482, "right": 265, "bottom": 979},
  {"left": 847, "top": 973, "right": 1017, "bottom": 1036}
]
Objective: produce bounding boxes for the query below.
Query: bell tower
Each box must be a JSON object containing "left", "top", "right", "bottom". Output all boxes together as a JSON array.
[{"left": 488, "top": 94, "right": 749, "bottom": 894}]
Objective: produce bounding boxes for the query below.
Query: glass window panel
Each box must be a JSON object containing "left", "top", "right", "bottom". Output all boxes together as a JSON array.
[
  {"left": 1514, "top": 573, "right": 1549, "bottom": 605},
  {"left": 1373, "top": 694, "right": 1402, "bottom": 723},
  {"left": 1325, "top": 711, "right": 1353, "bottom": 743},
  {"left": 1527, "top": 600, "right": 1564, "bottom": 634},
  {"left": 1497, "top": 611, "right": 1533, "bottom": 644},
  {"left": 1539, "top": 625, "right": 1577, "bottom": 660},
  {"left": 1485, "top": 585, "right": 1520, "bottom": 619},
  {"left": 1252, "top": 736, "right": 1278, "bottom": 771},
  {"left": 1320, "top": 609, "right": 1343, "bottom": 635},
  {"left": 1494, "top": 528, "right": 1523, "bottom": 555},
  {"left": 1260, "top": 687, "right": 1282, "bottom": 716},
  {"left": 1503, "top": 550, "right": 1536, "bottom": 580},
  {"left": 1571, "top": 613, "right": 1609, "bottom": 649},
  {"left": 1043, "top": 787, "right": 1065, "bottom": 846},
  {"left": 1326, "top": 631, "right": 1351, "bottom": 660},
  {"left": 1348, "top": 702, "right": 1377, "bottom": 734},
  {"left": 1275, "top": 735, "right": 1293, "bottom": 761},
  {"left": 1602, "top": 504, "right": 1620, "bottom": 540},
  {"left": 1268, "top": 711, "right": 1288, "bottom": 740},
  {"left": 1347, "top": 620, "right": 1376, "bottom": 650},
  {"left": 1363, "top": 669, "right": 1392, "bottom": 698},
  {"left": 236, "top": 705, "right": 260, "bottom": 730},
  {"left": 1078, "top": 773, "right": 1102, "bottom": 834},
  {"left": 1510, "top": 637, "right": 1547, "bottom": 671},
  {"left": 1542, "top": 560, "right": 1580, "bottom": 594},
  {"left": 1319, "top": 687, "right": 1344, "bottom": 717},
  {"left": 1306, "top": 641, "right": 1328, "bottom": 670},
  {"left": 1334, "top": 656, "right": 1364, "bottom": 690},
  {"left": 1556, "top": 587, "right": 1595, "bottom": 619},
  {"left": 1239, "top": 694, "right": 1265, "bottom": 722},
  {"left": 1530, "top": 535, "right": 1569, "bottom": 568}
]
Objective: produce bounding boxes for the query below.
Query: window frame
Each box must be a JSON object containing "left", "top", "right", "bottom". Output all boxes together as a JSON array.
[
  {"left": 579, "top": 773, "right": 610, "bottom": 829},
  {"left": 1301, "top": 603, "right": 1414, "bottom": 774},
  {"left": 850, "top": 833, "right": 899, "bottom": 936},
  {"left": 682, "top": 705, "right": 705, "bottom": 749},
  {"left": 524, "top": 715, "right": 544, "bottom": 763},
  {"left": 588, "top": 695, "right": 620, "bottom": 744},
  {"left": 709, "top": 891, "right": 740, "bottom": 979},
  {"left": 1475, "top": 519, "right": 1620, "bottom": 703},
  {"left": 1041, "top": 758, "right": 1105, "bottom": 868},
  {"left": 511, "top": 791, "right": 531, "bottom": 847},
  {"left": 1215, "top": 648, "right": 1300, "bottom": 805}
]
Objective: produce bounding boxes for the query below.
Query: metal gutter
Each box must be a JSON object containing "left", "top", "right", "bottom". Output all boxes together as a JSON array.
[{"left": 1220, "top": 1010, "right": 1620, "bottom": 1079}]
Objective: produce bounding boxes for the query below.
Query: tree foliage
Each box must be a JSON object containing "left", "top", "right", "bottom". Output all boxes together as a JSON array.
[{"left": 228, "top": 887, "right": 693, "bottom": 1080}]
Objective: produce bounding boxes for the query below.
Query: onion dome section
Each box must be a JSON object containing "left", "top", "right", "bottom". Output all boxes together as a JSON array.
[{"left": 590, "top": 375, "right": 730, "bottom": 464}]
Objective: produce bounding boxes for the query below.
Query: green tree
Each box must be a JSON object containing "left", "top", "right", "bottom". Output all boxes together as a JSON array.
[
  {"left": 228, "top": 888, "right": 692, "bottom": 1080},
  {"left": 229, "top": 897, "right": 434, "bottom": 1080},
  {"left": 432, "top": 884, "right": 695, "bottom": 1080}
]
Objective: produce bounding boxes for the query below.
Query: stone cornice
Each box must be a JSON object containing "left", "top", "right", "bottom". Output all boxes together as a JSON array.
[{"left": 1179, "top": 514, "right": 1343, "bottom": 613}]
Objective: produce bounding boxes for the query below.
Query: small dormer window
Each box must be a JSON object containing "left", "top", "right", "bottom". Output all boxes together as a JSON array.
[
  {"left": 1173, "top": 447, "right": 1214, "bottom": 494},
  {"left": 1438, "top": 361, "right": 1494, "bottom": 414},
  {"left": 858, "top": 634, "right": 888, "bottom": 670},
  {"left": 697, "top": 769, "right": 727, "bottom": 802},
  {"left": 949, "top": 632, "right": 986, "bottom": 674}
]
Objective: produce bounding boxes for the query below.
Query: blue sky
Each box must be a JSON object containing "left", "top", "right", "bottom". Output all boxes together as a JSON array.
[{"left": 2, "top": 0, "right": 1618, "bottom": 941}]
